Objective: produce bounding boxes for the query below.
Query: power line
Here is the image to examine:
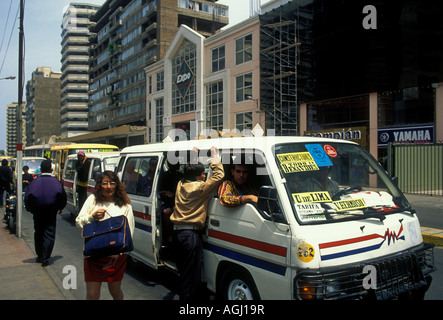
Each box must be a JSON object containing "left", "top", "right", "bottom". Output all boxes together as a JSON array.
[
  {"left": 0, "top": 0, "right": 14, "bottom": 55},
  {"left": 0, "top": 2, "right": 19, "bottom": 75}
]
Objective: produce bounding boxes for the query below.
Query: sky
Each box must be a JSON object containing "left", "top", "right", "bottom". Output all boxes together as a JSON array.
[{"left": 0, "top": 0, "right": 271, "bottom": 152}]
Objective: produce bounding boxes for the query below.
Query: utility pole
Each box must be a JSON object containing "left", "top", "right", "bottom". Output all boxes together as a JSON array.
[{"left": 16, "top": 0, "right": 24, "bottom": 238}]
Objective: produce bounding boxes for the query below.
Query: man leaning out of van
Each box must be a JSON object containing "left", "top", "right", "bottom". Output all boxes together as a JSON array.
[
  {"left": 218, "top": 164, "right": 258, "bottom": 207},
  {"left": 170, "top": 146, "right": 224, "bottom": 300}
]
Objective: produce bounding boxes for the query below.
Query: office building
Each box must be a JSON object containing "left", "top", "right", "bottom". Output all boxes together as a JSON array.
[
  {"left": 61, "top": 3, "right": 101, "bottom": 138},
  {"left": 6, "top": 103, "right": 26, "bottom": 157},
  {"left": 87, "top": 0, "right": 228, "bottom": 147},
  {"left": 25, "top": 67, "right": 62, "bottom": 146}
]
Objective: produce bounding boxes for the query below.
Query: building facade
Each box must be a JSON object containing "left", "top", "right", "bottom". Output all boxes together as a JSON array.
[
  {"left": 60, "top": 3, "right": 101, "bottom": 138},
  {"left": 292, "top": 0, "right": 443, "bottom": 163},
  {"left": 87, "top": 0, "right": 228, "bottom": 138},
  {"left": 25, "top": 67, "right": 62, "bottom": 146},
  {"left": 144, "top": 18, "right": 264, "bottom": 143},
  {"left": 6, "top": 103, "right": 26, "bottom": 157}
]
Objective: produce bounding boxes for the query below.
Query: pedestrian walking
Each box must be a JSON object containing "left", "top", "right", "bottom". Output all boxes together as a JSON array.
[
  {"left": 22, "top": 165, "right": 34, "bottom": 193},
  {"left": 0, "top": 159, "right": 13, "bottom": 207},
  {"left": 76, "top": 171, "right": 134, "bottom": 300},
  {"left": 24, "top": 159, "right": 67, "bottom": 266},
  {"left": 170, "top": 146, "right": 224, "bottom": 300}
]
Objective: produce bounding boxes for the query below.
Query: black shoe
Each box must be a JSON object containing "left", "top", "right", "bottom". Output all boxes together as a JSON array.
[
  {"left": 36, "top": 257, "right": 42, "bottom": 263},
  {"left": 41, "top": 260, "right": 49, "bottom": 267}
]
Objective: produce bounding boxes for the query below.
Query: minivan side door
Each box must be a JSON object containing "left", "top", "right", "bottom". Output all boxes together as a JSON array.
[
  {"left": 121, "top": 153, "right": 163, "bottom": 268},
  {"left": 61, "top": 158, "right": 77, "bottom": 217}
]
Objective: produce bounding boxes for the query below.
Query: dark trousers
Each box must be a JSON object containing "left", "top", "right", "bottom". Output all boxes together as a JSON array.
[
  {"left": 33, "top": 214, "right": 57, "bottom": 263},
  {"left": 77, "top": 185, "right": 87, "bottom": 212},
  {"left": 173, "top": 229, "right": 203, "bottom": 300}
]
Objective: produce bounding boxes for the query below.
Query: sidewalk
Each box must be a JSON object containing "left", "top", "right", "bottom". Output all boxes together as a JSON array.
[{"left": 0, "top": 221, "right": 66, "bottom": 300}]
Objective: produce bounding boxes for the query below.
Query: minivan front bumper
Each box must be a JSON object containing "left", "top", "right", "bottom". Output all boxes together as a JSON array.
[{"left": 294, "top": 242, "right": 435, "bottom": 300}]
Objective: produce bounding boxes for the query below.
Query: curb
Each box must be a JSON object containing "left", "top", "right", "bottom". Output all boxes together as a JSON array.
[{"left": 421, "top": 227, "right": 443, "bottom": 247}]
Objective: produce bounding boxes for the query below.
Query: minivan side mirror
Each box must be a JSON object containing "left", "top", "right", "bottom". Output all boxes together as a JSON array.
[{"left": 257, "top": 186, "right": 285, "bottom": 222}]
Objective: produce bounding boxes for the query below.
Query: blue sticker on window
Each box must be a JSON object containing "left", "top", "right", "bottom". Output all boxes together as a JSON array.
[{"left": 305, "top": 144, "right": 333, "bottom": 167}]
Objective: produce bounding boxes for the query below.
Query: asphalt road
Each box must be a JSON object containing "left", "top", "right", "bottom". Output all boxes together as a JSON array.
[
  {"left": 18, "top": 193, "right": 442, "bottom": 301},
  {"left": 404, "top": 193, "right": 443, "bottom": 229}
]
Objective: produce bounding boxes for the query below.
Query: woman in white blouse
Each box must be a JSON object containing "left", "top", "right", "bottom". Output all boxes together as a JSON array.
[{"left": 76, "top": 171, "right": 134, "bottom": 300}]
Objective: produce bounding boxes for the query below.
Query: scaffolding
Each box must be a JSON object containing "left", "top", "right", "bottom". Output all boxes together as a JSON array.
[{"left": 260, "top": 5, "right": 300, "bottom": 136}]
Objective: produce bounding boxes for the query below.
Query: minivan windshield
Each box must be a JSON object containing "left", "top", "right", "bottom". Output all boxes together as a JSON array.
[{"left": 273, "top": 142, "right": 411, "bottom": 224}]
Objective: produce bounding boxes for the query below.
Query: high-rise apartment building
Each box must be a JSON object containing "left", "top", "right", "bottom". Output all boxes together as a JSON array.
[
  {"left": 25, "top": 67, "right": 62, "bottom": 145},
  {"left": 88, "top": 0, "right": 228, "bottom": 133},
  {"left": 61, "top": 3, "right": 101, "bottom": 138},
  {"left": 6, "top": 103, "right": 25, "bottom": 157}
]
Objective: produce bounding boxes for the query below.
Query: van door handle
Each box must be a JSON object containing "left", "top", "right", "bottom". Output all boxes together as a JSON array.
[{"left": 210, "top": 219, "right": 220, "bottom": 227}]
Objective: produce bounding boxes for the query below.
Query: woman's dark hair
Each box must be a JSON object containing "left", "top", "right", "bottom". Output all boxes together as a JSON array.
[
  {"left": 183, "top": 163, "right": 205, "bottom": 181},
  {"left": 94, "top": 170, "right": 130, "bottom": 206}
]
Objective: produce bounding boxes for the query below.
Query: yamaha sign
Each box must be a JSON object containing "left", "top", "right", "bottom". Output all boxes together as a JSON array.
[
  {"left": 377, "top": 125, "right": 434, "bottom": 146},
  {"left": 175, "top": 59, "right": 195, "bottom": 99}
]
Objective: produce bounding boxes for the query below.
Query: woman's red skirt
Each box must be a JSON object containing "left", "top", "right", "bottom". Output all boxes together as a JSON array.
[{"left": 84, "top": 254, "right": 127, "bottom": 282}]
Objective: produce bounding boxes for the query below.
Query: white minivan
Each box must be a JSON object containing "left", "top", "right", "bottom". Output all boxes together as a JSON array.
[
  {"left": 62, "top": 152, "right": 120, "bottom": 218},
  {"left": 117, "top": 136, "right": 435, "bottom": 300}
]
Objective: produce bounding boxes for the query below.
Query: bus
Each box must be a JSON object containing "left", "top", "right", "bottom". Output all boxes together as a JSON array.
[
  {"left": 23, "top": 144, "right": 52, "bottom": 158},
  {"left": 50, "top": 143, "right": 119, "bottom": 179}
]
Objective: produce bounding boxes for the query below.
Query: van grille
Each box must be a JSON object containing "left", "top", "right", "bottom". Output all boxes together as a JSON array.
[{"left": 295, "top": 243, "right": 435, "bottom": 300}]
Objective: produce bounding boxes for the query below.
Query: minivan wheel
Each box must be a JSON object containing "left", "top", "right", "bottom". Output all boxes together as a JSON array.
[{"left": 220, "top": 268, "right": 260, "bottom": 300}]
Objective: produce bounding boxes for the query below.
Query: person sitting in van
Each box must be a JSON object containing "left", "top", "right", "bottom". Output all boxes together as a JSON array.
[
  {"left": 302, "top": 166, "right": 339, "bottom": 196},
  {"left": 140, "top": 159, "right": 157, "bottom": 196},
  {"left": 121, "top": 160, "right": 142, "bottom": 194},
  {"left": 218, "top": 164, "right": 259, "bottom": 207}
]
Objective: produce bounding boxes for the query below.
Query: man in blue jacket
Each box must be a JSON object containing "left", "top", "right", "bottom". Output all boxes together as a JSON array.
[{"left": 25, "top": 159, "right": 67, "bottom": 267}]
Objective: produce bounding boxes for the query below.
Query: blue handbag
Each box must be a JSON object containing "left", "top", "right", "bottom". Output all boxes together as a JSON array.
[{"left": 82, "top": 214, "right": 133, "bottom": 258}]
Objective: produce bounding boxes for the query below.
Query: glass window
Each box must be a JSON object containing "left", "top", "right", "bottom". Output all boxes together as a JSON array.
[
  {"left": 273, "top": 142, "right": 410, "bottom": 225},
  {"left": 122, "top": 156, "right": 159, "bottom": 197},
  {"left": 172, "top": 39, "right": 196, "bottom": 115},
  {"left": 212, "top": 45, "right": 225, "bottom": 72},
  {"left": 63, "top": 159, "right": 76, "bottom": 180},
  {"left": 156, "top": 70, "right": 164, "bottom": 91},
  {"left": 236, "top": 72, "right": 253, "bottom": 102},
  {"left": 206, "top": 81, "right": 224, "bottom": 131},
  {"left": 91, "top": 159, "right": 101, "bottom": 181},
  {"left": 235, "top": 112, "right": 253, "bottom": 132},
  {"left": 235, "top": 34, "right": 252, "bottom": 65},
  {"left": 155, "top": 98, "right": 164, "bottom": 142}
]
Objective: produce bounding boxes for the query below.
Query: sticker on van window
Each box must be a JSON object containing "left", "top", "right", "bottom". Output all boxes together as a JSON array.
[
  {"left": 292, "top": 191, "right": 332, "bottom": 204},
  {"left": 277, "top": 152, "right": 319, "bottom": 173},
  {"left": 295, "top": 203, "right": 326, "bottom": 221},
  {"left": 323, "top": 145, "right": 337, "bottom": 157},
  {"left": 305, "top": 144, "right": 333, "bottom": 167},
  {"left": 297, "top": 243, "right": 315, "bottom": 262},
  {"left": 333, "top": 198, "right": 366, "bottom": 212}
]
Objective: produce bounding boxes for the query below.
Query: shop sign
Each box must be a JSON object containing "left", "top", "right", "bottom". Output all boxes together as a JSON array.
[
  {"left": 305, "top": 126, "right": 367, "bottom": 147},
  {"left": 377, "top": 125, "right": 434, "bottom": 147},
  {"left": 175, "top": 59, "right": 195, "bottom": 99}
]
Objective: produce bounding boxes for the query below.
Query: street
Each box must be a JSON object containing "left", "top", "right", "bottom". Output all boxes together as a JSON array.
[{"left": 17, "top": 196, "right": 443, "bottom": 301}]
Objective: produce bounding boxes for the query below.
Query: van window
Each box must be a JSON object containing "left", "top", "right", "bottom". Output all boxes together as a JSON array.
[
  {"left": 273, "top": 142, "right": 410, "bottom": 224},
  {"left": 91, "top": 159, "right": 101, "bottom": 181},
  {"left": 122, "top": 156, "right": 159, "bottom": 196},
  {"left": 63, "top": 159, "right": 76, "bottom": 180},
  {"left": 103, "top": 156, "right": 119, "bottom": 171}
]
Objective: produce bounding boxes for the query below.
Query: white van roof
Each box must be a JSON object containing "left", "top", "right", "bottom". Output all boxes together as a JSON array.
[{"left": 120, "top": 136, "right": 355, "bottom": 154}]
